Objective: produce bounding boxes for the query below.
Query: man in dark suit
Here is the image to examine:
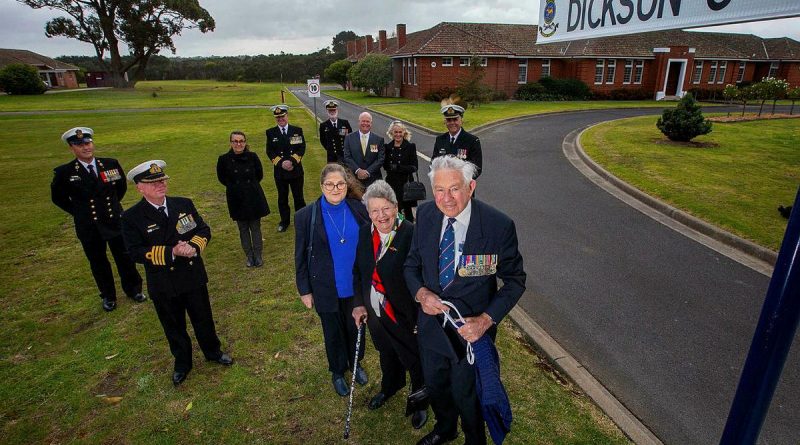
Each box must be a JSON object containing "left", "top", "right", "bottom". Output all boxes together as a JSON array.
[
  {"left": 266, "top": 105, "right": 306, "bottom": 232},
  {"left": 318, "top": 100, "right": 352, "bottom": 163},
  {"left": 405, "top": 155, "right": 526, "bottom": 445},
  {"left": 343, "top": 111, "right": 385, "bottom": 188},
  {"left": 121, "top": 160, "right": 233, "bottom": 386},
  {"left": 431, "top": 105, "right": 483, "bottom": 179},
  {"left": 51, "top": 126, "right": 145, "bottom": 312}
]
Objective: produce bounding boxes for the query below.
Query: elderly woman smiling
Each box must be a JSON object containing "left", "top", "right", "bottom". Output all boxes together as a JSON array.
[{"left": 352, "top": 180, "right": 429, "bottom": 429}]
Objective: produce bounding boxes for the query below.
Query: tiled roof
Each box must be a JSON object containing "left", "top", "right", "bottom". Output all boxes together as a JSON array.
[{"left": 0, "top": 49, "right": 80, "bottom": 70}]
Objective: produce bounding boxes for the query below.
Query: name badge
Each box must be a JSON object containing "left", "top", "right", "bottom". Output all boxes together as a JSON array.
[
  {"left": 272, "top": 137, "right": 279, "bottom": 142},
  {"left": 370, "top": 144, "right": 378, "bottom": 153},
  {"left": 69, "top": 175, "right": 81, "bottom": 182},
  {"left": 176, "top": 213, "right": 197, "bottom": 234},
  {"left": 100, "top": 168, "right": 122, "bottom": 183},
  {"left": 457, "top": 148, "right": 468, "bottom": 159},
  {"left": 339, "top": 128, "right": 348, "bottom": 136},
  {"left": 147, "top": 223, "right": 160, "bottom": 233},
  {"left": 290, "top": 135, "right": 303, "bottom": 145},
  {"left": 458, "top": 254, "right": 498, "bottom": 277}
]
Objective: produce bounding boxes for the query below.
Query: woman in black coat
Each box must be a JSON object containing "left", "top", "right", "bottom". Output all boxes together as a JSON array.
[
  {"left": 383, "top": 120, "right": 419, "bottom": 222},
  {"left": 216, "top": 131, "right": 271, "bottom": 267}
]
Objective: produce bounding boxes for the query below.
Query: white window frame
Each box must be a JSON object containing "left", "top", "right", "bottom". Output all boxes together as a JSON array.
[
  {"left": 634, "top": 59, "right": 644, "bottom": 84},
  {"left": 736, "top": 61, "right": 746, "bottom": 83},
  {"left": 768, "top": 61, "right": 779, "bottom": 78},
  {"left": 692, "top": 60, "right": 703, "bottom": 84},
  {"left": 708, "top": 61, "right": 718, "bottom": 84},
  {"left": 605, "top": 59, "right": 616, "bottom": 84},
  {"left": 623, "top": 59, "right": 633, "bottom": 84},
  {"left": 413, "top": 58, "right": 417, "bottom": 86},
  {"left": 595, "top": 59, "right": 605, "bottom": 85},
  {"left": 518, "top": 59, "right": 528, "bottom": 84},
  {"left": 402, "top": 58, "right": 406, "bottom": 84},
  {"left": 717, "top": 61, "right": 727, "bottom": 84},
  {"left": 442, "top": 57, "right": 453, "bottom": 67},
  {"left": 541, "top": 58, "right": 551, "bottom": 78},
  {"left": 459, "top": 57, "right": 470, "bottom": 67},
  {"left": 479, "top": 57, "right": 488, "bottom": 67}
]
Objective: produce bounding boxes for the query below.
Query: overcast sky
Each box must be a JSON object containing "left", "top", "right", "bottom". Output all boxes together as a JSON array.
[{"left": 2, "top": 0, "right": 799, "bottom": 58}]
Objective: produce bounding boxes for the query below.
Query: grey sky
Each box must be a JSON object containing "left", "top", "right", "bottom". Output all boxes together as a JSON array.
[{"left": 2, "top": 0, "right": 799, "bottom": 58}]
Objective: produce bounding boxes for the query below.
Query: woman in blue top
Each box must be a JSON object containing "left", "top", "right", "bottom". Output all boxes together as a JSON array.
[{"left": 295, "top": 163, "right": 370, "bottom": 396}]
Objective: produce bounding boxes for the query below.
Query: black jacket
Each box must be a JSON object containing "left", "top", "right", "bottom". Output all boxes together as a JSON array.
[
  {"left": 432, "top": 129, "right": 483, "bottom": 178},
  {"left": 383, "top": 140, "right": 419, "bottom": 202},
  {"left": 216, "top": 149, "right": 270, "bottom": 221},
  {"left": 319, "top": 118, "right": 352, "bottom": 160},
  {"left": 51, "top": 157, "right": 127, "bottom": 240},
  {"left": 266, "top": 124, "right": 305, "bottom": 180},
  {"left": 121, "top": 197, "right": 211, "bottom": 296}
]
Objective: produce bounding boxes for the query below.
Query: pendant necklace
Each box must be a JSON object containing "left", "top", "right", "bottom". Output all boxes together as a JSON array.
[{"left": 325, "top": 207, "right": 347, "bottom": 244}]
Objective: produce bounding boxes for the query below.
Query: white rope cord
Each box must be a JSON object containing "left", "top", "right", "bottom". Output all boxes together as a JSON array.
[{"left": 440, "top": 300, "right": 475, "bottom": 365}]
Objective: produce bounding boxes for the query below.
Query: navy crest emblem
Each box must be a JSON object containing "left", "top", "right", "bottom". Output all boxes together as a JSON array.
[{"left": 540, "top": 0, "right": 559, "bottom": 38}]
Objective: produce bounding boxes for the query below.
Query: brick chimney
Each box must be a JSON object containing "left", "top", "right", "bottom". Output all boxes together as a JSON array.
[
  {"left": 366, "top": 35, "right": 374, "bottom": 53},
  {"left": 356, "top": 38, "right": 365, "bottom": 56},
  {"left": 378, "top": 30, "right": 387, "bottom": 51},
  {"left": 346, "top": 40, "right": 355, "bottom": 58},
  {"left": 397, "top": 24, "right": 407, "bottom": 49}
]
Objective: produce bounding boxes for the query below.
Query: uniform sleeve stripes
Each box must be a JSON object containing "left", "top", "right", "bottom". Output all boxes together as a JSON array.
[
  {"left": 145, "top": 245, "right": 167, "bottom": 265},
  {"left": 291, "top": 154, "right": 302, "bottom": 163},
  {"left": 272, "top": 157, "right": 281, "bottom": 165},
  {"left": 190, "top": 236, "right": 208, "bottom": 252}
]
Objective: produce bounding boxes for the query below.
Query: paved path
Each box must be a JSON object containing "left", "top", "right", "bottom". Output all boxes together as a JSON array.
[{"left": 294, "top": 90, "right": 799, "bottom": 444}]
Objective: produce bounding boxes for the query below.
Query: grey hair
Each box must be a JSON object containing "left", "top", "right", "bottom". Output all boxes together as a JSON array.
[
  {"left": 362, "top": 180, "right": 397, "bottom": 206},
  {"left": 359, "top": 111, "right": 373, "bottom": 122},
  {"left": 386, "top": 120, "right": 412, "bottom": 142},
  {"left": 428, "top": 155, "right": 477, "bottom": 185}
]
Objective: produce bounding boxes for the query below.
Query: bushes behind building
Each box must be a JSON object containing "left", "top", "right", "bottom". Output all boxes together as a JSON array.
[{"left": 0, "top": 64, "right": 47, "bottom": 95}]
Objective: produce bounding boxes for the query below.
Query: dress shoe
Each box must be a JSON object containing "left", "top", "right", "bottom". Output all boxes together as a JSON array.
[
  {"left": 253, "top": 255, "right": 263, "bottom": 267},
  {"left": 332, "top": 373, "right": 349, "bottom": 397},
  {"left": 368, "top": 392, "right": 389, "bottom": 410},
  {"left": 354, "top": 366, "right": 368, "bottom": 386},
  {"left": 277, "top": 224, "right": 288, "bottom": 233},
  {"left": 172, "top": 370, "right": 189, "bottom": 386},
  {"left": 101, "top": 297, "right": 117, "bottom": 312},
  {"left": 411, "top": 409, "right": 429, "bottom": 430},
  {"left": 245, "top": 258, "right": 253, "bottom": 267},
  {"left": 209, "top": 353, "right": 233, "bottom": 365},
  {"left": 130, "top": 293, "right": 147, "bottom": 303},
  {"left": 416, "top": 431, "right": 457, "bottom": 445}
]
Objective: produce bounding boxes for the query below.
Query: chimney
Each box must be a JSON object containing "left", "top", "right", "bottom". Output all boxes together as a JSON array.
[
  {"left": 356, "top": 38, "right": 365, "bottom": 56},
  {"left": 397, "top": 24, "right": 407, "bottom": 49},
  {"left": 379, "top": 30, "right": 387, "bottom": 51},
  {"left": 366, "top": 35, "right": 374, "bottom": 53},
  {"left": 346, "top": 40, "right": 355, "bottom": 58}
]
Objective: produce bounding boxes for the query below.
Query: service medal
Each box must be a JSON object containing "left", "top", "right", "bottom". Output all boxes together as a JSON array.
[{"left": 176, "top": 214, "right": 197, "bottom": 234}]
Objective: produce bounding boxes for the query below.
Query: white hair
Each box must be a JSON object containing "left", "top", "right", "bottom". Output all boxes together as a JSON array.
[
  {"left": 359, "top": 111, "right": 373, "bottom": 122},
  {"left": 362, "top": 180, "right": 397, "bottom": 206},
  {"left": 428, "top": 155, "right": 477, "bottom": 186}
]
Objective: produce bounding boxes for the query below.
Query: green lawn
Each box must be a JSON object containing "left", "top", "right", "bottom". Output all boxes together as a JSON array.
[
  {"left": 324, "top": 89, "right": 415, "bottom": 106},
  {"left": 581, "top": 115, "right": 799, "bottom": 250},
  {"left": 0, "top": 80, "right": 303, "bottom": 112},
  {"left": 372, "top": 100, "right": 689, "bottom": 132},
  {"left": 0, "top": 99, "right": 629, "bottom": 444}
]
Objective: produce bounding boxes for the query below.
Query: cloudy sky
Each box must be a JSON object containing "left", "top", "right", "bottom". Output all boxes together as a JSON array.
[{"left": 2, "top": 0, "right": 799, "bottom": 58}]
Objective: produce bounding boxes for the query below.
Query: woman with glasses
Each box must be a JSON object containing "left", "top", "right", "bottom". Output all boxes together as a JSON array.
[
  {"left": 295, "top": 164, "right": 370, "bottom": 397},
  {"left": 384, "top": 120, "right": 419, "bottom": 222},
  {"left": 351, "top": 180, "right": 429, "bottom": 429},
  {"left": 216, "top": 131, "right": 271, "bottom": 267}
]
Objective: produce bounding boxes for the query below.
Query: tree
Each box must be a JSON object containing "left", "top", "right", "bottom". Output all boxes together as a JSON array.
[
  {"left": 0, "top": 64, "right": 47, "bottom": 95},
  {"left": 456, "top": 56, "right": 492, "bottom": 108},
  {"left": 787, "top": 87, "right": 800, "bottom": 115},
  {"left": 348, "top": 54, "right": 392, "bottom": 96},
  {"left": 18, "top": 0, "right": 215, "bottom": 88},
  {"left": 331, "top": 30, "right": 358, "bottom": 56},
  {"left": 656, "top": 93, "right": 712, "bottom": 142},
  {"left": 324, "top": 59, "right": 352, "bottom": 89},
  {"left": 722, "top": 84, "right": 739, "bottom": 117}
]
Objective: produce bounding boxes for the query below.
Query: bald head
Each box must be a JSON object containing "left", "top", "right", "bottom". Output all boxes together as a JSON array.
[{"left": 359, "top": 112, "right": 373, "bottom": 133}]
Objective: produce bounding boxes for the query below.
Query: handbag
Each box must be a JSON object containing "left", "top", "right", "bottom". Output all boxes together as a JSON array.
[{"left": 403, "top": 172, "right": 426, "bottom": 202}]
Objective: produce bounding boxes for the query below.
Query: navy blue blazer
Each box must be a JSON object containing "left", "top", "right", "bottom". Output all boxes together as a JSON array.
[
  {"left": 404, "top": 199, "right": 526, "bottom": 359},
  {"left": 295, "top": 197, "right": 369, "bottom": 313}
]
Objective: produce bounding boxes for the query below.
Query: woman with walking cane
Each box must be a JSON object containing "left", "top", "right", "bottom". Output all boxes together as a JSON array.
[
  {"left": 295, "top": 164, "right": 370, "bottom": 397},
  {"left": 352, "top": 180, "right": 430, "bottom": 430}
]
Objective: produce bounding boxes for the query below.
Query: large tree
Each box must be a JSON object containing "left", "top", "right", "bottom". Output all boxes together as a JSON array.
[
  {"left": 348, "top": 54, "right": 391, "bottom": 96},
  {"left": 18, "top": 0, "right": 215, "bottom": 88},
  {"left": 331, "top": 30, "right": 357, "bottom": 56}
]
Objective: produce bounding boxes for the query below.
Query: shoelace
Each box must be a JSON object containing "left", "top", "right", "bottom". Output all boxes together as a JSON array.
[{"left": 440, "top": 300, "right": 475, "bottom": 365}]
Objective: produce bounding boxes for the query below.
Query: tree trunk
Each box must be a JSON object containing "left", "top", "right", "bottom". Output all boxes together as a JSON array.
[
  {"left": 758, "top": 100, "right": 765, "bottom": 117},
  {"left": 791, "top": 100, "right": 795, "bottom": 115},
  {"left": 771, "top": 99, "right": 777, "bottom": 115}
]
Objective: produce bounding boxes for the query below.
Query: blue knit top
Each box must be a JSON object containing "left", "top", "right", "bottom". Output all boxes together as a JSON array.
[{"left": 321, "top": 197, "right": 360, "bottom": 298}]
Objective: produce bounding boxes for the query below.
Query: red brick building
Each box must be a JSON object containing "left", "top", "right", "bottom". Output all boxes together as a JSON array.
[
  {"left": 0, "top": 49, "right": 80, "bottom": 89},
  {"left": 345, "top": 23, "right": 800, "bottom": 100}
]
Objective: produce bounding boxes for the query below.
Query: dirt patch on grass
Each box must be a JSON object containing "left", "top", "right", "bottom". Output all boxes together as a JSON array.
[
  {"left": 93, "top": 371, "right": 125, "bottom": 396},
  {"left": 708, "top": 113, "right": 800, "bottom": 123}
]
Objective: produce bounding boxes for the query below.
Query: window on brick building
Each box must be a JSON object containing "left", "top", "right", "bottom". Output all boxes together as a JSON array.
[
  {"left": 442, "top": 57, "right": 453, "bottom": 67},
  {"left": 518, "top": 60, "right": 528, "bottom": 84},
  {"left": 717, "top": 61, "right": 727, "bottom": 84},
  {"left": 768, "top": 61, "right": 779, "bottom": 78},
  {"left": 459, "top": 57, "right": 470, "bottom": 67},
  {"left": 541, "top": 58, "right": 550, "bottom": 78},
  {"left": 479, "top": 57, "right": 488, "bottom": 67},
  {"left": 595, "top": 60, "right": 605, "bottom": 84},
  {"left": 413, "top": 58, "right": 417, "bottom": 85},
  {"left": 623, "top": 59, "right": 633, "bottom": 84},
  {"left": 708, "top": 61, "right": 718, "bottom": 84},
  {"left": 736, "top": 62, "right": 746, "bottom": 83},
  {"left": 605, "top": 59, "right": 616, "bottom": 84},
  {"left": 402, "top": 59, "right": 406, "bottom": 84},
  {"left": 692, "top": 60, "right": 703, "bottom": 84},
  {"left": 634, "top": 60, "right": 644, "bottom": 84}
]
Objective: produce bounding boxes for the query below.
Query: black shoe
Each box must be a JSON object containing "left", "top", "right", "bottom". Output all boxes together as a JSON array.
[
  {"left": 368, "top": 392, "right": 389, "bottom": 410},
  {"left": 130, "top": 293, "right": 147, "bottom": 303},
  {"left": 246, "top": 258, "right": 253, "bottom": 267},
  {"left": 209, "top": 353, "right": 233, "bottom": 366},
  {"left": 416, "top": 431, "right": 457, "bottom": 445},
  {"left": 253, "top": 255, "right": 263, "bottom": 267},
  {"left": 332, "top": 373, "right": 349, "bottom": 397},
  {"left": 354, "top": 366, "right": 368, "bottom": 386},
  {"left": 102, "top": 297, "right": 117, "bottom": 312},
  {"left": 277, "top": 224, "right": 288, "bottom": 232},
  {"left": 411, "top": 409, "right": 429, "bottom": 430},
  {"left": 172, "top": 370, "right": 189, "bottom": 386}
]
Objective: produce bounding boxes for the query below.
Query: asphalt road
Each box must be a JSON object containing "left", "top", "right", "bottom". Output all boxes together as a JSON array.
[{"left": 293, "top": 90, "right": 799, "bottom": 445}]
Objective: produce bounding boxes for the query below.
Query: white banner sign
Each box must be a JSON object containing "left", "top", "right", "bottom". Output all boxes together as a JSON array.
[
  {"left": 537, "top": 0, "right": 800, "bottom": 43},
  {"left": 307, "top": 79, "right": 320, "bottom": 98}
]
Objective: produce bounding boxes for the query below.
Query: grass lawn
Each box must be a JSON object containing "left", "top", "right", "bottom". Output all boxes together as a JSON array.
[
  {"left": 0, "top": 80, "right": 303, "bottom": 112},
  {"left": 324, "top": 89, "right": 415, "bottom": 106},
  {"left": 371, "top": 100, "right": 693, "bottom": 132},
  {"left": 0, "top": 102, "right": 629, "bottom": 443},
  {"left": 581, "top": 115, "right": 799, "bottom": 250}
]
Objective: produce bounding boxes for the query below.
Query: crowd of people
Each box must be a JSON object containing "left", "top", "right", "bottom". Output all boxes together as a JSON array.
[{"left": 51, "top": 100, "right": 525, "bottom": 445}]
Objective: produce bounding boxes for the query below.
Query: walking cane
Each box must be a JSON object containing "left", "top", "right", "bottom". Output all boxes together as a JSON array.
[{"left": 344, "top": 315, "right": 366, "bottom": 439}]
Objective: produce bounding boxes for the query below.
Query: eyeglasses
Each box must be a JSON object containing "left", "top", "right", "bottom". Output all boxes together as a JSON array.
[
  {"left": 231, "top": 140, "right": 246, "bottom": 144},
  {"left": 322, "top": 181, "right": 347, "bottom": 191}
]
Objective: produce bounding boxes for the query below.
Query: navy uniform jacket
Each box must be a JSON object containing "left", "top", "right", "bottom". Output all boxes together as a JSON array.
[
  {"left": 121, "top": 197, "right": 211, "bottom": 296},
  {"left": 404, "top": 199, "right": 526, "bottom": 359},
  {"left": 343, "top": 131, "right": 385, "bottom": 187},
  {"left": 216, "top": 149, "right": 270, "bottom": 221},
  {"left": 51, "top": 157, "right": 127, "bottom": 240},
  {"left": 294, "top": 197, "right": 369, "bottom": 313},
  {"left": 319, "top": 119, "right": 352, "bottom": 160},
  {"left": 432, "top": 130, "right": 483, "bottom": 178},
  {"left": 266, "top": 125, "right": 305, "bottom": 180}
]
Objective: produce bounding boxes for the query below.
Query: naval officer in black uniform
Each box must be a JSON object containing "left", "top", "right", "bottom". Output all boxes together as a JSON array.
[
  {"left": 431, "top": 104, "right": 482, "bottom": 179},
  {"left": 121, "top": 160, "right": 233, "bottom": 386},
  {"left": 51, "top": 127, "right": 145, "bottom": 312},
  {"left": 266, "top": 105, "right": 307, "bottom": 232},
  {"left": 319, "top": 100, "right": 352, "bottom": 163}
]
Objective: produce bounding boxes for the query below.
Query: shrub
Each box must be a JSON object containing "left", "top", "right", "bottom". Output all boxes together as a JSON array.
[
  {"left": 324, "top": 59, "right": 352, "bottom": 90},
  {"left": 348, "top": 54, "right": 392, "bottom": 96},
  {"left": 490, "top": 90, "right": 509, "bottom": 101},
  {"left": 687, "top": 87, "right": 724, "bottom": 101},
  {"left": 539, "top": 77, "right": 591, "bottom": 99},
  {"left": 424, "top": 86, "right": 457, "bottom": 102},
  {"left": 608, "top": 88, "right": 651, "bottom": 100},
  {"left": 656, "top": 93, "right": 712, "bottom": 142},
  {"left": 0, "top": 64, "right": 47, "bottom": 95},
  {"left": 456, "top": 56, "right": 492, "bottom": 107}
]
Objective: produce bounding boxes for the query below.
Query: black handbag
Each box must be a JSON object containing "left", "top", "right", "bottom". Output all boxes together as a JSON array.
[{"left": 403, "top": 172, "right": 426, "bottom": 201}]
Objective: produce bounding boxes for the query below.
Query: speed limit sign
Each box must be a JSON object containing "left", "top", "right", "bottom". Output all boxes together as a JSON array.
[{"left": 307, "top": 79, "right": 320, "bottom": 98}]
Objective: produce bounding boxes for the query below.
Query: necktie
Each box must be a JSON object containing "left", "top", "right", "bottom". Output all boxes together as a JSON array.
[
  {"left": 158, "top": 205, "right": 168, "bottom": 220},
  {"left": 87, "top": 164, "right": 98, "bottom": 178},
  {"left": 439, "top": 218, "right": 457, "bottom": 290},
  {"left": 450, "top": 136, "right": 456, "bottom": 145},
  {"left": 372, "top": 228, "right": 397, "bottom": 323},
  {"left": 360, "top": 133, "right": 367, "bottom": 155},
  {"left": 282, "top": 127, "right": 287, "bottom": 136}
]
